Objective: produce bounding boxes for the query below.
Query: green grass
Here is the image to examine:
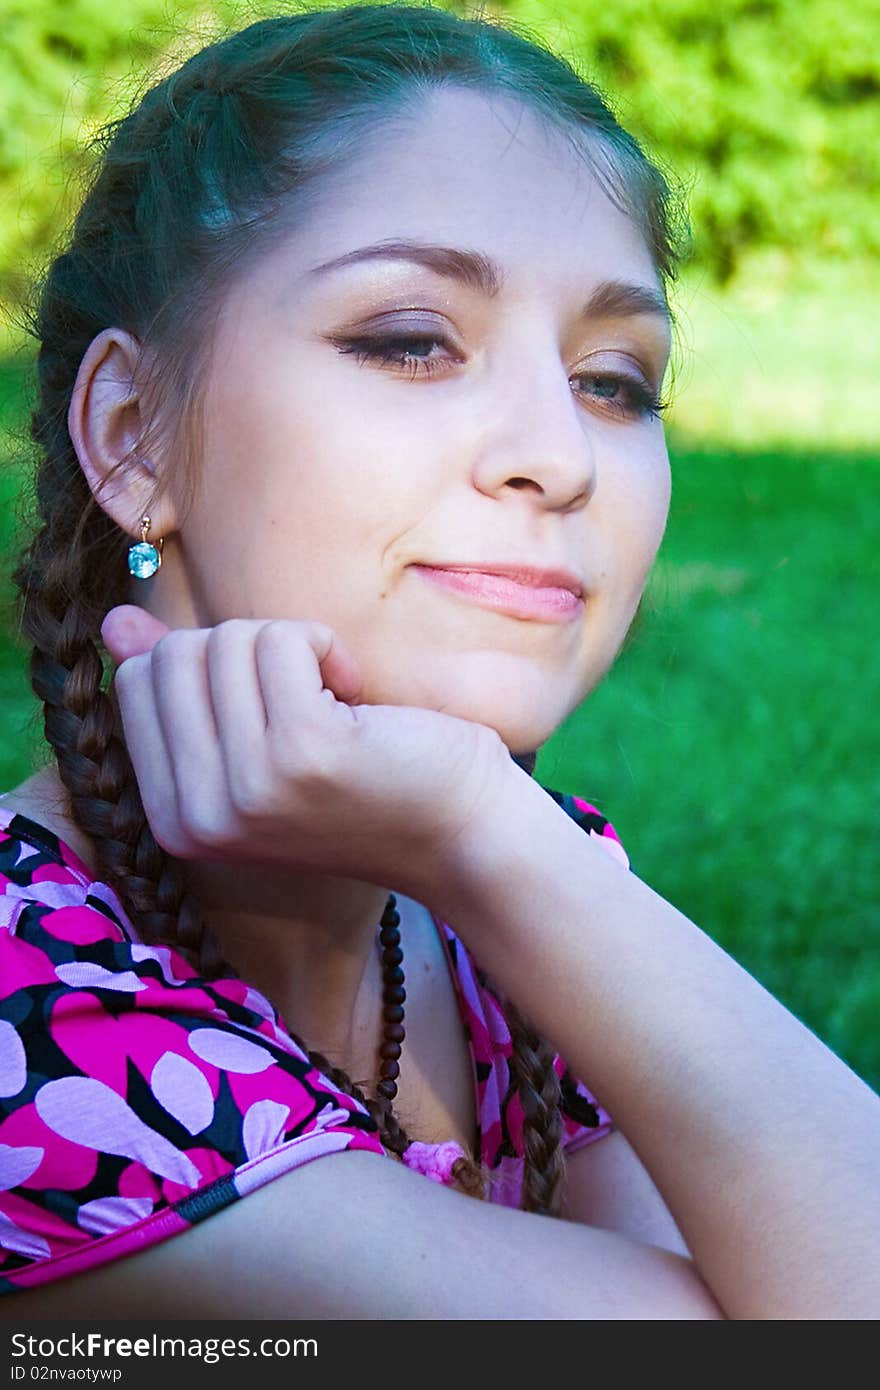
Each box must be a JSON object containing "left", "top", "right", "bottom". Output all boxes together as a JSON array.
[{"left": 1, "top": 265, "right": 878, "bottom": 1091}]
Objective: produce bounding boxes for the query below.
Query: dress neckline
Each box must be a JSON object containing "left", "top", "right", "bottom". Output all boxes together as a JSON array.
[
  {"left": 0, "top": 804, "right": 94, "bottom": 878},
  {"left": 0, "top": 800, "right": 480, "bottom": 1149}
]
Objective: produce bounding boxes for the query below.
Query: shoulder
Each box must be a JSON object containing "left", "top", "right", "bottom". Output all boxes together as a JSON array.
[
  {"left": 0, "top": 808, "right": 136, "bottom": 946},
  {"left": 0, "top": 810, "right": 384, "bottom": 1297}
]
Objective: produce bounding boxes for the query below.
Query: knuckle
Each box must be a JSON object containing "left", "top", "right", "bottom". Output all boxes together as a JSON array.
[
  {"left": 255, "top": 616, "right": 329, "bottom": 658},
  {"left": 254, "top": 619, "right": 294, "bottom": 655},
  {"left": 208, "top": 618, "right": 255, "bottom": 656},
  {"left": 152, "top": 627, "right": 199, "bottom": 669},
  {"left": 176, "top": 801, "right": 228, "bottom": 851},
  {"left": 227, "top": 769, "right": 269, "bottom": 820},
  {"left": 276, "top": 736, "right": 336, "bottom": 790},
  {"left": 113, "top": 651, "right": 150, "bottom": 697},
  {"left": 140, "top": 800, "right": 188, "bottom": 857},
  {"left": 149, "top": 816, "right": 190, "bottom": 859}
]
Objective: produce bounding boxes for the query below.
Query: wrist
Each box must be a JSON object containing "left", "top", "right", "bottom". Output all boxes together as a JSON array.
[{"left": 422, "top": 752, "right": 548, "bottom": 922}]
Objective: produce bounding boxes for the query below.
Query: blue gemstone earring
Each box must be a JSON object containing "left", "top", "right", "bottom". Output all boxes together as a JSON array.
[{"left": 127, "top": 515, "right": 164, "bottom": 580}]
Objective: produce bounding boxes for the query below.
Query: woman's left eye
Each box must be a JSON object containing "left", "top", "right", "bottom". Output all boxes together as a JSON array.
[
  {"left": 573, "top": 371, "right": 668, "bottom": 420},
  {"left": 335, "top": 333, "right": 666, "bottom": 420}
]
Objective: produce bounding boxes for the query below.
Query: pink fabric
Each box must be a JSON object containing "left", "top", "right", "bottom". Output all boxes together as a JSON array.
[
  {"left": 0, "top": 792, "right": 622, "bottom": 1292},
  {"left": 402, "top": 1140, "right": 468, "bottom": 1184}
]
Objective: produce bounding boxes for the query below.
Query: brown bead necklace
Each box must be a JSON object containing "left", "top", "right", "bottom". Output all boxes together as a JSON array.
[{"left": 375, "top": 892, "right": 405, "bottom": 1107}]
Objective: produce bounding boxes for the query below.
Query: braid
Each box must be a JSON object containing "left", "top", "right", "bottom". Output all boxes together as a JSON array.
[
  {"left": 13, "top": 347, "right": 228, "bottom": 981},
  {"left": 473, "top": 967, "right": 566, "bottom": 1216},
  {"left": 506, "top": 764, "right": 567, "bottom": 1214},
  {"left": 16, "top": 294, "right": 488, "bottom": 1196},
  {"left": 507, "top": 1001, "right": 566, "bottom": 1216},
  {"left": 14, "top": 555, "right": 229, "bottom": 983}
]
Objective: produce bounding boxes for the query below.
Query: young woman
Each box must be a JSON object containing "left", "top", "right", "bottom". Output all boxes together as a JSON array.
[{"left": 0, "top": 3, "right": 876, "bottom": 1320}]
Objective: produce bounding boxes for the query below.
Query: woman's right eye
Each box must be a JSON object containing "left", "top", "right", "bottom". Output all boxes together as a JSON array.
[{"left": 333, "top": 332, "right": 458, "bottom": 379}]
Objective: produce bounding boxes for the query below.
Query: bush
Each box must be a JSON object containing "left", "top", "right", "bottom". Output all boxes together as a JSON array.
[{"left": 2, "top": 0, "right": 877, "bottom": 307}]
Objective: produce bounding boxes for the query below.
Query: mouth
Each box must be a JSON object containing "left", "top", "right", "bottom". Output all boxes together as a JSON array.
[{"left": 410, "top": 565, "right": 585, "bottom": 623}]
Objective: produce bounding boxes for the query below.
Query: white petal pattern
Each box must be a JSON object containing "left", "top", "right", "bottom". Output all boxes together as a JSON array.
[
  {"left": 0, "top": 1209, "right": 50, "bottom": 1259},
  {"left": 0, "top": 1144, "right": 44, "bottom": 1191},
  {"left": 54, "top": 963, "right": 146, "bottom": 993},
  {"left": 151, "top": 1053, "right": 215, "bottom": 1135},
  {"left": 0, "top": 1021, "right": 27, "bottom": 1098},
  {"left": 188, "top": 1028, "right": 276, "bottom": 1074},
  {"left": 77, "top": 1196, "right": 154, "bottom": 1236},
  {"left": 35, "top": 1077, "right": 201, "bottom": 1188},
  {"left": 242, "top": 1099, "right": 290, "bottom": 1160}
]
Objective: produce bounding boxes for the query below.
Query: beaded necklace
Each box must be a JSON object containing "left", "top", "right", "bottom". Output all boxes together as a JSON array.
[{"left": 374, "top": 892, "right": 405, "bottom": 1108}]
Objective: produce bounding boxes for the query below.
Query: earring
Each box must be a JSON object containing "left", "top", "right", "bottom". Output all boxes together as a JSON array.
[{"left": 127, "top": 515, "right": 164, "bottom": 580}]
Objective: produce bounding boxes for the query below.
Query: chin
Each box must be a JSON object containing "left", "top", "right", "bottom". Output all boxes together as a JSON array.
[
  {"left": 433, "top": 695, "right": 561, "bottom": 761},
  {"left": 358, "top": 645, "right": 581, "bottom": 749}
]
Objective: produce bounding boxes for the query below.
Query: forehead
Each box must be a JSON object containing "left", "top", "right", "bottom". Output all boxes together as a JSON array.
[{"left": 277, "top": 86, "right": 661, "bottom": 300}]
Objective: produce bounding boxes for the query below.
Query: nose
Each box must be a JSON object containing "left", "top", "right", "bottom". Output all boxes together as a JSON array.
[{"left": 470, "top": 330, "right": 599, "bottom": 511}]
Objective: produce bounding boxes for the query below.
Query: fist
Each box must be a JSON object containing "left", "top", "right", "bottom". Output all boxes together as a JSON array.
[{"left": 101, "top": 606, "right": 512, "bottom": 902}]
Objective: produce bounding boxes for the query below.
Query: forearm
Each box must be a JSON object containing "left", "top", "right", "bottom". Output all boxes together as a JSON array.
[{"left": 429, "top": 766, "right": 880, "bottom": 1319}]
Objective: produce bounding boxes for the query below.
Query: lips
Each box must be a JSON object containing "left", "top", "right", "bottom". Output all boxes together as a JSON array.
[
  {"left": 423, "top": 562, "right": 584, "bottom": 597},
  {"left": 410, "top": 563, "right": 585, "bottom": 623}
]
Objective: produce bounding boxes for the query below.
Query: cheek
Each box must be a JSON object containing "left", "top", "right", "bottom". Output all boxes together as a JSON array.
[
  {"left": 616, "top": 447, "right": 670, "bottom": 578},
  {"left": 583, "top": 448, "right": 669, "bottom": 646},
  {"left": 200, "top": 353, "right": 412, "bottom": 546}
]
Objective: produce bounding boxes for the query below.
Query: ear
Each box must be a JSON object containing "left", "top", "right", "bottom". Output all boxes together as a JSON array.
[{"left": 67, "top": 328, "right": 179, "bottom": 541}]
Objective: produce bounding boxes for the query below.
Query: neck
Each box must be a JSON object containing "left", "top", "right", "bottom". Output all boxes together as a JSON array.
[{"left": 184, "top": 856, "right": 395, "bottom": 1069}]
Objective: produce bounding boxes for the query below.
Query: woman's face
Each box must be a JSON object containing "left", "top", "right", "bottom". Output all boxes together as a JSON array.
[{"left": 158, "top": 87, "right": 672, "bottom": 753}]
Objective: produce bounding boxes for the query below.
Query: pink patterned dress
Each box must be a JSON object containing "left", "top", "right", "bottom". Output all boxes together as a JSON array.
[{"left": 0, "top": 790, "right": 629, "bottom": 1295}]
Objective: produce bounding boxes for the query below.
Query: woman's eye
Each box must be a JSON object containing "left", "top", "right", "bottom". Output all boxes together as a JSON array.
[
  {"left": 574, "top": 372, "right": 668, "bottom": 421},
  {"left": 335, "top": 332, "right": 455, "bottom": 378},
  {"left": 335, "top": 333, "right": 667, "bottom": 421}
]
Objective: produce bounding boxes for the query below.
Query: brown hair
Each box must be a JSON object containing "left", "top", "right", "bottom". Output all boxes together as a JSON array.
[{"left": 13, "top": 2, "right": 686, "bottom": 1215}]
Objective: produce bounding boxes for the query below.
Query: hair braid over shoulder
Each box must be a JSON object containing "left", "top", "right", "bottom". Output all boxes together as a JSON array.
[
  {"left": 507, "top": 1001, "right": 567, "bottom": 1215},
  {"left": 473, "top": 966, "right": 566, "bottom": 1215},
  {"left": 14, "top": 323, "right": 227, "bottom": 980}
]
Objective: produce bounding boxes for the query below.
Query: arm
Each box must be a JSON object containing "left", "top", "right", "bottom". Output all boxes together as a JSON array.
[
  {"left": 424, "top": 765, "right": 880, "bottom": 1320},
  {"left": 3, "top": 1151, "right": 722, "bottom": 1321},
  {"left": 565, "top": 1132, "right": 691, "bottom": 1258}
]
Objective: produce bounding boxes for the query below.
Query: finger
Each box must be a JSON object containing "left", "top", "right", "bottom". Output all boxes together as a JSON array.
[
  {"left": 102, "top": 605, "right": 171, "bottom": 664},
  {"left": 205, "top": 620, "right": 272, "bottom": 803},
  {"left": 253, "top": 621, "right": 362, "bottom": 747},
  {"left": 317, "top": 626, "right": 363, "bottom": 705},
  {"left": 261, "top": 620, "right": 363, "bottom": 705},
  {"left": 148, "top": 628, "right": 229, "bottom": 845},
  {"left": 113, "top": 651, "right": 196, "bottom": 857}
]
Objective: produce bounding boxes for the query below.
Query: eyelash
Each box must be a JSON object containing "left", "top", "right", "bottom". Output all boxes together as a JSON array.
[{"left": 335, "top": 332, "right": 668, "bottom": 421}]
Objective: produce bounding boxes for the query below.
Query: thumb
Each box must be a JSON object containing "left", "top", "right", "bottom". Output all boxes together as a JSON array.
[{"left": 101, "top": 605, "right": 171, "bottom": 664}]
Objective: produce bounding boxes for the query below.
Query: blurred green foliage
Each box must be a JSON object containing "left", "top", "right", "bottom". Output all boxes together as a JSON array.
[
  {"left": 501, "top": 0, "right": 880, "bottom": 280},
  {"left": 0, "top": 0, "right": 239, "bottom": 311},
  {"left": 1, "top": 0, "right": 879, "bottom": 313}
]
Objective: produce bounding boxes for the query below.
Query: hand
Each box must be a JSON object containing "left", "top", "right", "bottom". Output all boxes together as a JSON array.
[{"left": 101, "top": 606, "right": 513, "bottom": 901}]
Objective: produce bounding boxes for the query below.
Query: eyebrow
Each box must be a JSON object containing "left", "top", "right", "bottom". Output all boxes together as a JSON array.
[{"left": 306, "top": 238, "right": 671, "bottom": 325}]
